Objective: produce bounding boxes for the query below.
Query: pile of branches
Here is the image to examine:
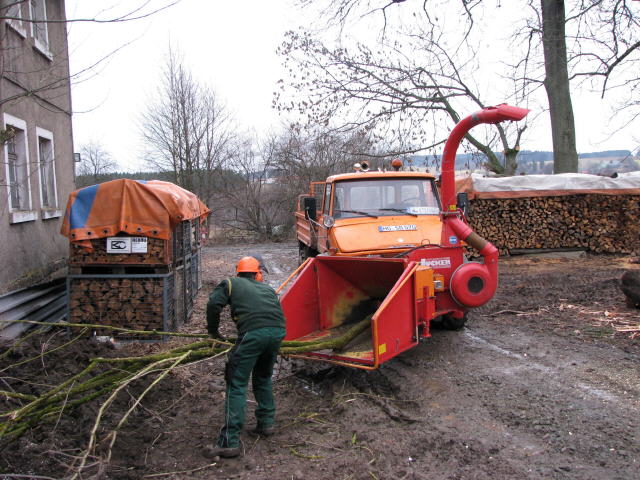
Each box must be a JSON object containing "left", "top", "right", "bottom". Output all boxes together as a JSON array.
[{"left": 0, "top": 318, "right": 370, "bottom": 475}]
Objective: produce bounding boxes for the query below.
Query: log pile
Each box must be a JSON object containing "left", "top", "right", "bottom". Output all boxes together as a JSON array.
[
  {"left": 468, "top": 194, "right": 640, "bottom": 256},
  {"left": 69, "top": 236, "right": 169, "bottom": 266},
  {"left": 68, "top": 277, "right": 168, "bottom": 338}
]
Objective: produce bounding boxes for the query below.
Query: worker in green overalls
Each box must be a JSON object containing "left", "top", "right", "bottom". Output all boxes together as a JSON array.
[{"left": 204, "top": 256, "right": 286, "bottom": 458}]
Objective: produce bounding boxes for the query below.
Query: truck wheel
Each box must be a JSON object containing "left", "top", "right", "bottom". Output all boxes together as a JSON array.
[{"left": 441, "top": 312, "right": 468, "bottom": 330}]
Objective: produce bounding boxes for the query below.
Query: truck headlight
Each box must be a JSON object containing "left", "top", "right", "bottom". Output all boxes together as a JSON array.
[{"left": 323, "top": 216, "right": 335, "bottom": 228}]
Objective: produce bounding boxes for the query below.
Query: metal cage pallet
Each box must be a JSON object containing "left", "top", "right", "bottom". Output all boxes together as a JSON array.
[
  {"left": 67, "top": 273, "right": 177, "bottom": 341},
  {"left": 66, "top": 219, "right": 203, "bottom": 339}
]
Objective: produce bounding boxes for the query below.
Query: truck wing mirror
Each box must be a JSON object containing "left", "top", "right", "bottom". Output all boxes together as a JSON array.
[
  {"left": 303, "top": 196, "right": 317, "bottom": 222},
  {"left": 456, "top": 192, "right": 469, "bottom": 217}
]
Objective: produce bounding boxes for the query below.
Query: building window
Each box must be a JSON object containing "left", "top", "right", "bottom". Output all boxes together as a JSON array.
[
  {"left": 36, "top": 128, "right": 57, "bottom": 209},
  {"left": 7, "top": 134, "right": 22, "bottom": 209},
  {"left": 3, "top": 114, "right": 32, "bottom": 213},
  {"left": 2, "top": 0, "right": 27, "bottom": 37},
  {"left": 3, "top": 23, "right": 23, "bottom": 74},
  {"left": 29, "top": 0, "right": 49, "bottom": 54}
]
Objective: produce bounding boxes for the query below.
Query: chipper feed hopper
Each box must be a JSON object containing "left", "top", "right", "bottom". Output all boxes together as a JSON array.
[{"left": 279, "top": 105, "right": 529, "bottom": 369}]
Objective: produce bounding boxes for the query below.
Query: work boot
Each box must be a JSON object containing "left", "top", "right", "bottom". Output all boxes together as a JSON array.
[
  {"left": 202, "top": 444, "right": 242, "bottom": 459},
  {"left": 251, "top": 425, "right": 275, "bottom": 437}
]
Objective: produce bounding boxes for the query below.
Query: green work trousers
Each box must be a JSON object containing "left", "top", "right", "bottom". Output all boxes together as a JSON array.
[{"left": 217, "top": 326, "right": 286, "bottom": 448}]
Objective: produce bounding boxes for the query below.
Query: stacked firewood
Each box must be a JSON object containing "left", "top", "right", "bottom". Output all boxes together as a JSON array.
[
  {"left": 468, "top": 194, "right": 640, "bottom": 255},
  {"left": 68, "top": 277, "right": 167, "bottom": 336},
  {"left": 69, "top": 237, "right": 169, "bottom": 265}
]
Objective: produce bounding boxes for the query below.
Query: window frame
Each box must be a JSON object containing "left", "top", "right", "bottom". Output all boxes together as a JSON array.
[
  {"left": 35, "top": 126, "right": 61, "bottom": 218},
  {"left": 29, "top": 0, "right": 52, "bottom": 59},
  {"left": 3, "top": 113, "right": 36, "bottom": 223},
  {"left": 323, "top": 183, "right": 332, "bottom": 215},
  {"left": 3, "top": 0, "right": 27, "bottom": 37},
  {"left": 333, "top": 177, "right": 441, "bottom": 218}
]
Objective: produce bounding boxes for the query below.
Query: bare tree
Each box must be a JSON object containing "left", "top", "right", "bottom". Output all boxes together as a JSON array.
[
  {"left": 291, "top": 0, "right": 640, "bottom": 174},
  {"left": 76, "top": 140, "right": 118, "bottom": 186},
  {"left": 211, "top": 137, "right": 290, "bottom": 240},
  {"left": 0, "top": 1, "right": 182, "bottom": 114},
  {"left": 275, "top": 126, "right": 379, "bottom": 185},
  {"left": 524, "top": 0, "right": 639, "bottom": 172},
  {"left": 140, "top": 47, "right": 235, "bottom": 206},
  {"left": 277, "top": 28, "right": 528, "bottom": 175},
  {"left": 211, "top": 127, "right": 380, "bottom": 240}
]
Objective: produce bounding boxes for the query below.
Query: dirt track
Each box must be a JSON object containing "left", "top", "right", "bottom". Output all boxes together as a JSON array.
[{"left": 1, "top": 242, "right": 639, "bottom": 479}]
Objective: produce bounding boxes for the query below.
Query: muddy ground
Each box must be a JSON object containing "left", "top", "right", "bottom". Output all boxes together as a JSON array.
[{"left": 1, "top": 242, "right": 639, "bottom": 479}]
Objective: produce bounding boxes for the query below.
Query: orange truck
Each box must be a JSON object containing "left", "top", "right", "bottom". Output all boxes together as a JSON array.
[
  {"left": 279, "top": 105, "right": 529, "bottom": 369},
  {"left": 295, "top": 169, "right": 446, "bottom": 262}
]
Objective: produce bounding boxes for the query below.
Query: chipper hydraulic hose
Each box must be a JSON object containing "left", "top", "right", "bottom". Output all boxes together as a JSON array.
[{"left": 440, "top": 104, "right": 529, "bottom": 307}]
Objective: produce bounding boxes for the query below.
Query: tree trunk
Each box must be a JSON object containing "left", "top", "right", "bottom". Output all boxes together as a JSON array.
[
  {"left": 483, "top": 150, "right": 505, "bottom": 175},
  {"left": 503, "top": 148, "right": 519, "bottom": 176},
  {"left": 541, "top": 0, "right": 579, "bottom": 173}
]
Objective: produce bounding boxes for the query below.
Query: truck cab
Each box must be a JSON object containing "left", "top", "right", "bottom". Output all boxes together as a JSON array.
[{"left": 296, "top": 170, "right": 443, "bottom": 261}]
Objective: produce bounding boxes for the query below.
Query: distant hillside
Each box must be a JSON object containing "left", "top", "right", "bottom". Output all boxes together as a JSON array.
[
  {"left": 75, "top": 171, "right": 175, "bottom": 189},
  {"left": 408, "top": 150, "right": 636, "bottom": 173},
  {"left": 578, "top": 150, "right": 631, "bottom": 159}
]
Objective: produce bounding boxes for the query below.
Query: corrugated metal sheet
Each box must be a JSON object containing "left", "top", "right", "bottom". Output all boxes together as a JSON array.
[{"left": 0, "top": 278, "right": 66, "bottom": 341}]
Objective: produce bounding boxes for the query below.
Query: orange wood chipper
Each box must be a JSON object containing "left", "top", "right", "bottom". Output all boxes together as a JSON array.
[{"left": 278, "top": 105, "right": 529, "bottom": 369}]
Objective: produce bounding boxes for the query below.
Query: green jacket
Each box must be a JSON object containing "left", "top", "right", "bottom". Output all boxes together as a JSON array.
[{"left": 206, "top": 276, "right": 286, "bottom": 336}]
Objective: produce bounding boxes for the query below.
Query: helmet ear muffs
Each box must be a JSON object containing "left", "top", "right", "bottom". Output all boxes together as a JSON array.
[{"left": 255, "top": 271, "right": 264, "bottom": 282}]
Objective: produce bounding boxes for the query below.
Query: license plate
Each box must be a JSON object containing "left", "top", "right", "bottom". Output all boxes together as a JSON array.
[
  {"left": 407, "top": 206, "right": 440, "bottom": 215},
  {"left": 378, "top": 224, "right": 417, "bottom": 232}
]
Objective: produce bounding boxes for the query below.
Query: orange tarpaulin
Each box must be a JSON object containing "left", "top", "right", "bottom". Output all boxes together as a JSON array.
[{"left": 61, "top": 179, "right": 210, "bottom": 246}]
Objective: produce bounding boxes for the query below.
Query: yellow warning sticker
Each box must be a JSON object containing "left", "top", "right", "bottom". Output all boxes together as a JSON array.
[{"left": 378, "top": 343, "right": 387, "bottom": 355}]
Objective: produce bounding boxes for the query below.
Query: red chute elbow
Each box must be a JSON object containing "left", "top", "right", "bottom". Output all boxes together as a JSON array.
[{"left": 476, "top": 104, "right": 530, "bottom": 124}]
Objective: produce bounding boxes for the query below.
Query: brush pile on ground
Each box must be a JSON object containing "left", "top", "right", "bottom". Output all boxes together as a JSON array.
[{"left": 0, "top": 318, "right": 370, "bottom": 476}]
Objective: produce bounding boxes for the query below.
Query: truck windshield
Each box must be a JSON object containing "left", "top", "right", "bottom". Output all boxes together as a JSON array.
[{"left": 333, "top": 178, "right": 440, "bottom": 219}]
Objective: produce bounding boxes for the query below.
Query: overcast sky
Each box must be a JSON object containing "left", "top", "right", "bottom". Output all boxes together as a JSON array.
[
  {"left": 67, "top": 0, "right": 302, "bottom": 171},
  {"left": 66, "top": 0, "right": 638, "bottom": 172}
]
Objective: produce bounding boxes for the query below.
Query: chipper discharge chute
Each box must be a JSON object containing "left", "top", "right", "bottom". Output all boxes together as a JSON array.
[{"left": 280, "top": 104, "right": 529, "bottom": 369}]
